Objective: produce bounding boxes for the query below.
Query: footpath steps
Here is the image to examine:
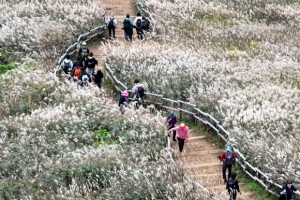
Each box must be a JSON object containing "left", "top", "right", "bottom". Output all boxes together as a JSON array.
[
  {"left": 90, "top": 0, "right": 259, "bottom": 199},
  {"left": 171, "top": 130, "right": 257, "bottom": 199}
]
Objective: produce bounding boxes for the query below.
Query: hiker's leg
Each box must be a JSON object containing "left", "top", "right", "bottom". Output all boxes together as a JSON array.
[
  {"left": 173, "top": 130, "right": 177, "bottom": 141},
  {"left": 108, "top": 27, "right": 112, "bottom": 37},
  {"left": 136, "top": 27, "right": 139, "bottom": 36},
  {"left": 129, "top": 33, "right": 133, "bottom": 42},
  {"left": 228, "top": 165, "right": 232, "bottom": 180},
  {"left": 177, "top": 137, "right": 184, "bottom": 152},
  {"left": 112, "top": 27, "right": 115, "bottom": 38},
  {"left": 222, "top": 165, "right": 227, "bottom": 180},
  {"left": 124, "top": 33, "right": 129, "bottom": 41},
  {"left": 232, "top": 189, "right": 237, "bottom": 200}
]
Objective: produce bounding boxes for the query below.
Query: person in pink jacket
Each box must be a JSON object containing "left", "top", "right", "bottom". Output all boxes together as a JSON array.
[{"left": 168, "top": 123, "right": 189, "bottom": 152}]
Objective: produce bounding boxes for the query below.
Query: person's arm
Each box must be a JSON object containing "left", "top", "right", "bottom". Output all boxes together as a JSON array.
[
  {"left": 232, "top": 151, "right": 237, "bottom": 163},
  {"left": 291, "top": 186, "right": 300, "bottom": 195},
  {"left": 294, "top": 190, "right": 300, "bottom": 195},
  {"left": 164, "top": 116, "right": 169, "bottom": 125},
  {"left": 133, "top": 18, "right": 137, "bottom": 26},
  {"left": 185, "top": 127, "right": 189, "bottom": 140},
  {"left": 219, "top": 152, "right": 225, "bottom": 162},
  {"left": 78, "top": 48, "right": 82, "bottom": 56},
  {"left": 94, "top": 58, "right": 98, "bottom": 65},
  {"left": 280, "top": 186, "right": 286, "bottom": 195},
  {"left": 168, "top": 126, "right": 178, "bottom": 132}
]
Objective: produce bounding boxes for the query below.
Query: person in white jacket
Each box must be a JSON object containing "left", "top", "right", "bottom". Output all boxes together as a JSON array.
[
  {"left": 62, "top": 54, "right": 73, "bottom": 74},
  {"left": 106, "top": 13, "right": 117, "bottom": 39},
  {"left": 133, "top": 12, "right": 143, "bottom": 39},
  {"left": 131, "top": 79, "right": 145, "bottom": 100}
]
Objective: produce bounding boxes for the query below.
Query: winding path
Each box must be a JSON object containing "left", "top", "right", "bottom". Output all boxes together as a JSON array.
[{"left": 88, "top": 0, "right": 258, "bottom": 199}]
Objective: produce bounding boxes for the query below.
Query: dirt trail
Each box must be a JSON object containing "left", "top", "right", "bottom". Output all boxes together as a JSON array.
[
  {"left": 89, "top": 0, "right": 137, "bottom": 72},
  {"left": 88, "top": 0, "right": 258, "bottom": 199}
]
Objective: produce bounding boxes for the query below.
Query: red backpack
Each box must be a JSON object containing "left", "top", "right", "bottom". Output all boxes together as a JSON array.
[{"left": 73, "top": 67, "right": 82, "bottom": 78}]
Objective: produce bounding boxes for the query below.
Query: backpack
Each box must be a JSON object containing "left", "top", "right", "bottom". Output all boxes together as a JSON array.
[
  {"left": 64, "top": 61, "right": 71, "bottom": 69},
  {"left": 225, "top": 151, "right": 234, "bottom": 165},
  {"left": 227, "top": 179, "right": 237, "bottom": 189},
  {"left": 141, "top": 21, "right": 149, "bottom": 30},
  {"left": 81, "top": 48, "right": 88, "bottom": 58},
  {"left": 74, "top": 67, "right": 82, "bottom": 78},
  {"left": 82, "top": 74, "right": 89, "bottom": 82},
  {"left": 123, "top": 19, "right": 132, "bottom": 30},
  {"left": 108, "top": 18, "right": 114, "bottom": 27},
  {"left": 137, "top": 86, "right": 144, "bottom": 98},
  {"left": 136, "top": 18, "right": 142, "bottom": 28}
]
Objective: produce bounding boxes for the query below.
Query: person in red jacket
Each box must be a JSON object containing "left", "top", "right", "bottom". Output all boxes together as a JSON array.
[{"left": 219, "top": 144, "right": 236, "bottom": 184}]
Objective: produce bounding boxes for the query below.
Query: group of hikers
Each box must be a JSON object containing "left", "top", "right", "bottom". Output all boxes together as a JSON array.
[
  {"left": 163, "top": 111, "right": 300, "bottom": 200},
  {"left": 106, "top": 12, "right": 150, "bottom": 41},
  {"left": 60, "top": 18, "right": 300, "bottom": 200},
  {"left": 118, "top": 87, "right": 300, "bottom": 199},
  {"left": 61, "top": 41, "right": 103, "bottom": 87},
  {"left": 118, "top": 79, "right": 145, "bottom": 114}
]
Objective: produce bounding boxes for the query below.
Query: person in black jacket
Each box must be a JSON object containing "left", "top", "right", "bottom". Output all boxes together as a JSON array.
[
  {"left": 140, "top": 16, "right": 150, "bottom": 40},
  {"left": 226, "top": 172, "right": 241, "bottom": 200},
  {"left": 85, "top": 52, "right": 98, "bottom": 75},
  {"left": 78, "top": 41, "right": 89, "bottom": 62},
  {"left": 92, "top": 69, "right": 104, "bottom": 88},
  {"left": 279, "top": 180, "right": 300, "bottom": 200},
  {"left": 73, "top": 56, "right": 84, "bottom": 71}
]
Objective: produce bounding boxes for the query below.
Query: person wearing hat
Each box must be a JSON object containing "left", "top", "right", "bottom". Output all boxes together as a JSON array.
[
  {"left": 226, "top": 172, "right": 241, "bottom": 200},
  {"left": 280, "top": 180, "right": 300, "bottom": 200},
  {"left": 78, "top": 41, "right": 89, "bottom": 62},
  {"left": 164, "top": 112, "right": 177, "bottom": 141},
  {"left": 119, "top": 90, "right": 129, "bottom": 114},
  {"left": 168, "top": 123, "right": 189, "bottom": 153},
  {"left": 106, "top": 13, "right": 117, "bottom": 39},
  {"left": 219, "top": 144, "right": 236, "bottom": 184}
]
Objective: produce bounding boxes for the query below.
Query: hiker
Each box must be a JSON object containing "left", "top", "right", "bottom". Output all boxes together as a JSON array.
[
  {"left": 168, "top": 123, "right": 189, "bottom": 153},
  {"left": 219, "top": 144, "right": 236, "bottom": 183},
  {"left": 78, "top": 41, "right": 89, "bottom": 62},
  {"left": 91, "top": 69, "right": 104, "bottom": 88},
  {"left": 131, "top": 79, "right": 145, "bottom": 101},
  {"left": 226, "top": 172, "right": 241, "bottom": 200},
  {"left": 85, "top": 52, "right": 98, "bottom": 75},
  {"left": 140, "top": 16, "right": 150, "bottom": 40},
  {"left": 71, "top": 64, "right": 82, "bottom": 81},
  {"left": 62, "top": 54, "right": 73, "bottom": 74},
  {"left": 73, "top": 56, "right": 84, "bottom": 71},
  {"left": 122, "top": 14, "right": 133, "bottom": 42},
  {"left": 279, "top": 180, "right": 300, "bottom": 200},
  {"left": 164, "top": 112, "right": 177, "bottom": 141},
  {"left": 78, "top": 71, "right": 91, "bottom": 87},
  {"left": 133, "top": 12, "right": 142, "bottom": 39},
  {"left": 106, "top": 13, "right": 117, "bottom": 39},
  {"left": 119, "top": 90, "right": 129, "bottom": 114}
]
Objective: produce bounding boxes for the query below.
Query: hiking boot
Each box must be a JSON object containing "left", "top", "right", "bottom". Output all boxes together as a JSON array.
[{"left": 173, "top": 139, "right": 177, "bottom": 142}]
